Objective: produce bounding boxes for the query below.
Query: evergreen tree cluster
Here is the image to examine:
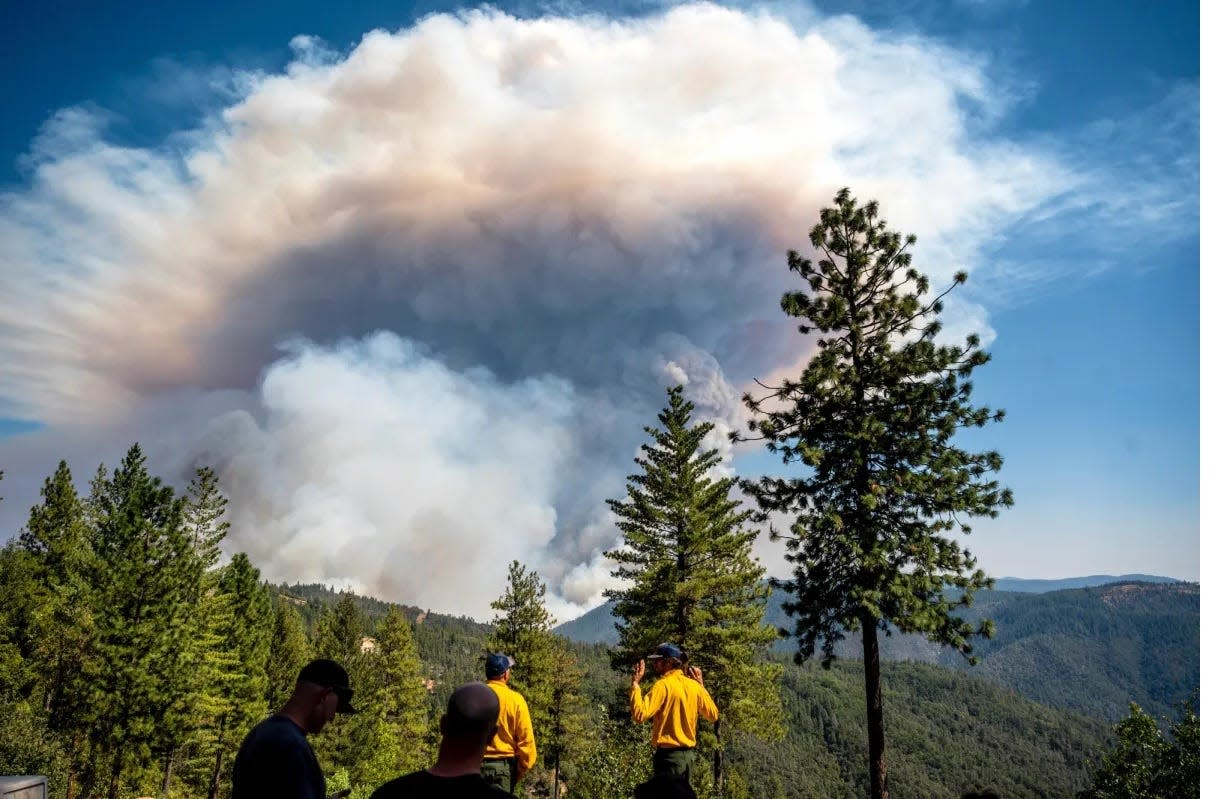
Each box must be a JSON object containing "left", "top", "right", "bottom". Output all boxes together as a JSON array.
[
  {"left": 1078, "top": 701, "right": 1198, "bottom": 799},
  {"left": 0, "top": 449, "right": 432, "bottom": 799},
  {"left": 0, "top": 449, "right": 1193, "bottom": 799}
]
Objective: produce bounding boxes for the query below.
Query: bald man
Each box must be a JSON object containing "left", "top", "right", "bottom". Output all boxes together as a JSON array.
[{"left": 370, "top": 682, "right": 515, "bottom": 799}]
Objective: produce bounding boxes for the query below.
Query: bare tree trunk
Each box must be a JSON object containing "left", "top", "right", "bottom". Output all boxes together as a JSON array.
[
  {"left": 713, "top": 718, "right": 724, "bottom": 796},
  {"left": 861, "top": 611, "right": 888, "bottom": 799}
]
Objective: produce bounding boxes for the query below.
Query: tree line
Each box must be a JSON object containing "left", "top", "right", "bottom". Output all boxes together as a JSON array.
[
  {"left": 0, "top": 442, "right": 1199, "bottom": 799},
  {"left": 0, "top": 400, "right": 782, "bottom": 799}
]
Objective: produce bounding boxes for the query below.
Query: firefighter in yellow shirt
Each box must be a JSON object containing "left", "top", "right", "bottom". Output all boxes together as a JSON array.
[
  {"left": 480, "top": 653, "right": 536, "bottom": 792},
  {"left": 629, "top": 643, "right": 718, "bottom": 782}
]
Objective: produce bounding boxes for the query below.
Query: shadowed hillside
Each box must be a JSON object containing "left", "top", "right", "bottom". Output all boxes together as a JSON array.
[{"left": 555, "top": 579, "right": 1198, "bottom": 723}]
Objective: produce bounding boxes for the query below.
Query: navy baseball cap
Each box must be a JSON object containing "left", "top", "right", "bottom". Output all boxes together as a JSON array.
[
  {"left": 646, "top": 643, "right": 684, "bottom": 661},
  {"left": 485, "top": 653, "right": 516, "bottom": 679},
  {"left": 298, "top": 659, "right": 358, "bottom": 714}
]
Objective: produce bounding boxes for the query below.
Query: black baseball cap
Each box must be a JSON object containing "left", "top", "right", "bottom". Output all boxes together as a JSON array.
[{"left": 298, "top": 659, "right": 358, "bottom": 713}]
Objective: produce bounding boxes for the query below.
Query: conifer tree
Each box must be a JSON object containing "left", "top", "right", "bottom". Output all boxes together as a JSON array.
[
  {"left": 0, "top": 540, "right": 38, "bottom": 700},
  {"left": 737, "top": 189, "right": 1012, "bottom": 799},
  {"left": 18, "top": 465, "right": 93, "bottom": 708},
  {"left": 316, "top": 591, "right": 368, "bottom": 668},
  {"left": 202, "top": 554, "right": 274, "bottom": 799},
  {"left": 487, "top": 561, "right": 558, "bottom": 787},
  {"left": 266, "top": 598, "right": 311, "bottom": 711},
  {"left": 1080, "top": 701, "right": 1199, "bottom": 799},
  {"left": 361, "top": 607, "right": 431, "bottom": 789},
  {"left": 83, "top": 444, "right": 204, "bottom": 799},
  {"left": 540, "top": 648, "right": 587, "bottom": 799},
  {"left": 488, "top": 561, "right": 555, "bottom": 706},
  {"left": 159, "top": 466, "right": 234, "bottom": 796},
  {"left": 18, "top": 461, "right": 97, "bottom": 797},
  {"left": 605, "top": 385, "right": 783, "bottom": 794},
  {"left": 185, "top": 467, "right": 229, "bottom": 578},
  {"left": 313, "top": 592, "right": 370, "bottom": 782}
]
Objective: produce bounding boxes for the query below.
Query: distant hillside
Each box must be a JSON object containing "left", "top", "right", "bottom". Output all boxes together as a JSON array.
[
  {"left": 743, "top": 658, "right": 1111, "bottom": 799},
  {"left": 937, "top": 581, "right": 1199, "bottom": 723},
  {"left": 554, "top": 574, "right": 1181, "bottom": 643},
  {"left": 278, "top": 582, "right": 1112, "bottom": 799},
  {"left": 555, "top": 579, "right": 1198, "bottom": 723},
  {"left": 993, "top": 574, "right": 1178, "bottom": 593}
]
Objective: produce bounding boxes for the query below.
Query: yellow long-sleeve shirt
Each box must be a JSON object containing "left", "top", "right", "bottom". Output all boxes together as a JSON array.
[
  {"left": 484, "top": 679, "right": 537, "bottom": 774},
  {"left": 629, "top": 668, "right": 719, "bottom": 748}
]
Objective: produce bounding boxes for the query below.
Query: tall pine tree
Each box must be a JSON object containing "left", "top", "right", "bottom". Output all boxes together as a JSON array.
[
  {"left": 539, "top": 648, "right": 587, "bottom": 799},
  {"left": 83, "top": 444, "right": 205, "bottom": 799},
  {"left": 488, "top": 561, "right": 555, "bottom": 705},
  {"left": 738, "top": 189, "right": 1012, "bottom": 799},
  {"left": 487, "top": 560, "right": 587, "bottom": 791},
  {"left": 605, "top": 385, "right": 783, "bottom": 795},
  {"left": 18, "top": 461, "right": 97, "bottom": 799},
  {"left": 313, "top": 592, "right": 370, "bottom": 784},
  {"left": 202, "top": 554, "right": 274, "bottom": 799},
  {"left": 158, "top": 466, "right": 235, "bottom": 798},
  {"left": 360, "top": 607, "right": 431, "bottom": 790}
]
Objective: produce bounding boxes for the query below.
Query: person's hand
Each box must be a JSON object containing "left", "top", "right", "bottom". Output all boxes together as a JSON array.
[
  {"left": 632, "top": 659, "right": 646, "bottom": 685},
  {"left": 686, "top": 665, "right": 704, "bottom": 686}
]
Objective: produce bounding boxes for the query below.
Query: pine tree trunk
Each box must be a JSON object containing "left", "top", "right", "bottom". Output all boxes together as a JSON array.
[
  {"left": 65, "top": 732, "right": 83, "bottom": 799},
  {"left": 861, "top": 611, "right": 888, "bottom": 799},
  {"left": 108, "top": 747, "right": 124, "bottom": 799},
  {"left": 161, "top": 748, "right": 174, "bottom": 797},
  {"left": 553, "top": 759, "right": 560, "bottom": 799},
  {"left": 209, "top": 744, "right": 225, "bottom": 799},
  {"left": 713, "top": 718, "right": 724, "bottom": 796},
  {"left": 208, "top": 716, "right": 228, "bottom": 799}
]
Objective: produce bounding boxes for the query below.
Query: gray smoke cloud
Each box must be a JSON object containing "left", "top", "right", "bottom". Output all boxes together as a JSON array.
[{"left": 1, "top": 3, "right": 1140, "bottom": 619}]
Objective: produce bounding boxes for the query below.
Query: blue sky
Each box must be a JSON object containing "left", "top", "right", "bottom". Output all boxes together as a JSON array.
[{"left": 0, "top": 0, "right": 1199, "bottom": 617}]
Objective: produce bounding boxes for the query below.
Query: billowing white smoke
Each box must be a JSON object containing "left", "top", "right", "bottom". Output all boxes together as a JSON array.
[
  {"left": 1, "top": 3, "right": 1143, "bottom": 618},
  {"left": 186, "top": 333, "right": 590, "bottom": 617}
]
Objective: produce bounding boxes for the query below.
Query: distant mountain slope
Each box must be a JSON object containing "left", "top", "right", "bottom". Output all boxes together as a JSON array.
[
  {"left": 554, "top": 574, "right": 1181, "bottom": 643},
  {"left": 993, "top": 574, "right": 1177, "bottom": 593},
  {"left": 743, "top": 658, "right": 1111, "bottom": 799},
  {"left": 940, "top": 581, "right": 1199, "bottom": 723},
  {"left": 555, "top": 579, "right": 1198, "bottom": 723}
]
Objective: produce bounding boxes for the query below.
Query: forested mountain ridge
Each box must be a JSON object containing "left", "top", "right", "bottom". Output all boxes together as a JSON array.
[
  {"left": 992, "top": 575, "right": 1177, "bottom": 593},
  {"left": 555, "top": 579, "right": 1199, "bottom": 723}
]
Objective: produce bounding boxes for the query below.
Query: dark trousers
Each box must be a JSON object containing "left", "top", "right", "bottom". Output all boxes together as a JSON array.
[
  {"left": 481, "top": 757, "right": 515, "bottom": 791},
  {"left": 652, "top": 747, "right": 696, "bottom": 780}
]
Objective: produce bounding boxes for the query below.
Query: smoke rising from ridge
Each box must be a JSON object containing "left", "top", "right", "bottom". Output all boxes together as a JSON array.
[{"left": 1, "top": 3, "right": 1164, "bottom": 619}]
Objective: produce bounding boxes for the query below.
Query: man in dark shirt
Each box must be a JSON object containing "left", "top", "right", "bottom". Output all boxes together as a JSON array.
[
  {"left": 232, "top": 658, "right": 357, "bottom": 799},
  {"left": 370, "top": 682, "right": 514, "bottom": 799}
]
